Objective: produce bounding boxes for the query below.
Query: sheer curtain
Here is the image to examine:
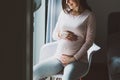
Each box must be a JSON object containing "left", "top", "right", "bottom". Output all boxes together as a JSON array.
[
  {"left": 33, "top": 0, "right": 46, "bottom": 65},
  {"left": 46, "top": 0, "right": 62, "bottom": 43}
]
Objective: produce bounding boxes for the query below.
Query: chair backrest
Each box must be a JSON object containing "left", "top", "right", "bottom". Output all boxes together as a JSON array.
[
  {"left": 82, "top": 43, "right": 101, "bottom": 77},
  {"left": 87, "top": 43, "right": 101, "bottom": 61}
]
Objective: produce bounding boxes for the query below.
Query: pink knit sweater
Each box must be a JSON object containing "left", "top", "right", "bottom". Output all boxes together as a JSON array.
[{"left": 52, "top": 9, "right": 96, "bottom": 60}]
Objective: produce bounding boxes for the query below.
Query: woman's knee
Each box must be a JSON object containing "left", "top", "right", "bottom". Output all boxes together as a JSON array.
[
  {"left": 33, "top": 58, "right": 64, "bottom": 80},
  {"left": 62, "top": 62, "right": 84, "bottom": 80},
  {"left": 33, "top": 65, "right": 43, "bottom": 80}
]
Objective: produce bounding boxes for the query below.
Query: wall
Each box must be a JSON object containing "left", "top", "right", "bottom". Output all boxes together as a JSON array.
[
  {"left": 88, "top": 0, "right": 120, "bottom": 47},
  {"left": 84, "top": 0, "right": 120, "bottom": 80},
  {"left": 87, "top": 0, "right": 120, "bottom": 63},
  {"left": 1, "top": 0, "right": 33, "bottom": 80}
]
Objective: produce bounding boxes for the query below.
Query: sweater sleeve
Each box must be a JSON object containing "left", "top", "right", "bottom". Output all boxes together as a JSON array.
[
  {"left": 52, "top": 11, "right": 63, "bottom": 40},
  {"left": 74, "top": 12, "right": 96, "bottom": 60}
]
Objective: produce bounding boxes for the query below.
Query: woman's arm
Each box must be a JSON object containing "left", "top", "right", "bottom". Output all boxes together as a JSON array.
[{"left": 74, "top": 12, "right": 96, "bottom": 60}]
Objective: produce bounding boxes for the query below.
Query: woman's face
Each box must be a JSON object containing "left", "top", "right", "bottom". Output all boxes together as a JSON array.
[{"left": 66, "top": 0, "right": 79, "bottom": 9}]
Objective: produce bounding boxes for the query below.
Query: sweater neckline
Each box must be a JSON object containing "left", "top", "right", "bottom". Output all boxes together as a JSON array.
[{"left": 67, "top": 9, "right": 89, "bottom": 18}]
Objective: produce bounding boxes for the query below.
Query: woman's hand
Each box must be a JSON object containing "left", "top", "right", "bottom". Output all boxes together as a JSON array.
[
  {"left": 59, "top": 54, "right": 76, "bottom": 66},
  {"left": 65, "top": 31, "right": 78, "bottom": 41},
  {"left": 58, "top": 31, "right": 78, "bottom": 41}
]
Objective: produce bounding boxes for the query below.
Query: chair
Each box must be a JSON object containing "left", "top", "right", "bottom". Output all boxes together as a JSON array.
[{"left": 39, "top": 41, "right": 101, "bottom": 80}]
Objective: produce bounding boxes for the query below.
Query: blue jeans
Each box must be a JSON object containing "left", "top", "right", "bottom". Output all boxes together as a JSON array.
[{"left": 33, "top": 57, "right": 88, "bottom": 80}]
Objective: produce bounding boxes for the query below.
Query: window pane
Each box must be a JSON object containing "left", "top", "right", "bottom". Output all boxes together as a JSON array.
[{"left": 33, "top": 0, "right": 46, "bottom": 65}]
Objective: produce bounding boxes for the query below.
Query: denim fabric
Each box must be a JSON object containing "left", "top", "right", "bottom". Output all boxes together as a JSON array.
[{"left": 33, "top": 57, "right": 88, "bottom": 80}]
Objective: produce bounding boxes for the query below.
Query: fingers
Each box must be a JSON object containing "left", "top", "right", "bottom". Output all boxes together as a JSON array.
[
  {"left": 66, "top": 34, "right": 78, "bottom": 41},
  {"left": 60, "top": 55, "right": 73, "bottom": 65},
  {"left": 60, "top": 55, "right": 69, "bottom": 65},
  {"left": 60, "top": 31, "right": 78, "bottom": 41},
  {"left": 66, "top": 32, "right": 78, "bottom": 41},
  {"left": 60, "top": 58, "right": 67, "bottom": 65}
]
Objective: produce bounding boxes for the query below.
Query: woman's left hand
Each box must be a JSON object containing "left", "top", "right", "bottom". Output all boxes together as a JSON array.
[{"left": 60, "top": 54, "right": 76, "bottom": 65}]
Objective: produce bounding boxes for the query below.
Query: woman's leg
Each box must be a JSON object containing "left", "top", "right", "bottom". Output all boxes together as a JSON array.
[
  {"left": 33, "top": 57, "right": 64, "bottom": 80},
  {"left": 62, "top": 61, "right": 88, "bottom": 80}
]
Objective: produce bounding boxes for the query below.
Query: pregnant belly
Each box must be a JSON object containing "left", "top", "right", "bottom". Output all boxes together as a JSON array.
[{"left": 56, "top": 39, "right": 83, "bottom": 55}]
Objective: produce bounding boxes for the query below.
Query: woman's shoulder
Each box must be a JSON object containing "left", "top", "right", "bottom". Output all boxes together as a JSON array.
[
  {"left": 57, "top": 10, "right": 65, "bottom": 19},
  {"left": 85, "top": 9, "right": 96, "bottom": 18},
  {"left": 84, "top": 9, "right": 95, "bottom": 15},
  {"left": 79, "top": 9, "right": 93, "bottom": 19},
  {"left": 58, "top": 10, "right": 66, "bottom": 17}
]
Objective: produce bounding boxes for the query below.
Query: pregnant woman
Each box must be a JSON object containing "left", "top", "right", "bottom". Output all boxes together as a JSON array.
[{"left": 33, "top": 0, "right": 96, "bottom": 80}]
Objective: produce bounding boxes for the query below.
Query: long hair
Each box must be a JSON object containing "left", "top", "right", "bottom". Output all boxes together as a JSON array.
[{"left": 62, "top": 0, "right": 92, "bottom": 14}]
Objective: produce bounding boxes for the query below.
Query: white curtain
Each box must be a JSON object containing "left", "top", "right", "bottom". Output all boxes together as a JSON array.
[
  {"left": 46, "top": 0, "right": 62, "bottom": 43},
  {"left": 33, "top": 0, "right": 46, "bottom": 65}
]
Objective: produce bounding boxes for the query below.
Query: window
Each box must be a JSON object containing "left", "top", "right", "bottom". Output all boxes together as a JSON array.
[
  {"left": 46, "top": 0, "right": 62, "bottom": 43},
  {"left": 33, "top": 0, "right": 62, "bottom": 65},
  {"left": 33, "top": 0, "right": 46, "bottom": 65}
]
